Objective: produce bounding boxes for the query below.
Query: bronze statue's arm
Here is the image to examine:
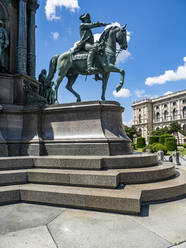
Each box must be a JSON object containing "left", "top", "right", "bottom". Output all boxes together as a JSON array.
[{"left": 80, "top": 22, "right": 108, "bottom": 29}]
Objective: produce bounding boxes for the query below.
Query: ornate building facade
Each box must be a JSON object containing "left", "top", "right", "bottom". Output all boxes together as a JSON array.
[{"left": 132, "top": 89, "right": 186, "bottom": 144}]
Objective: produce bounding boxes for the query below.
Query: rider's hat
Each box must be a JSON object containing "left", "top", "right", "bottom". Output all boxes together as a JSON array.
[{"left": 79, "top": 13, "right": 90, "bottom": 21}]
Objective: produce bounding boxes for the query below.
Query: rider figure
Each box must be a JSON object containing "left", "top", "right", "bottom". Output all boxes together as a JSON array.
[{"left": 79, "top": 13, "right": 108, "bottom": 74}]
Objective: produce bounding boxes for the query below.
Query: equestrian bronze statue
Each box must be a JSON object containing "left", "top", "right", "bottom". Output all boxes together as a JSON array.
[{"left": 46, "top": 13, "right": 128, "bottom": 103}]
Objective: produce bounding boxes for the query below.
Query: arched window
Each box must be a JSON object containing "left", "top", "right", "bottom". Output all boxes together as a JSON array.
[
  {"left": 164, "top": 110, "right": 168, "bottom": 120},
  {"left": 183, "top": 107, "right": 186, "bottom": 118},
  {"left": 173, "top": 109, "right": 178, "bottom": 119},
  {"left": 156, "top": 112, "right": 160, "bottom": 122},
  {"left": 139, "top": 114, "right": 142, "bottom": 123}
]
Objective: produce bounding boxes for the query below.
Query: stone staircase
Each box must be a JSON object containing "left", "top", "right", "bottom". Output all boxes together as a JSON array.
[{"left": 0, "top": 154, "right": 186, "bottom": 215}]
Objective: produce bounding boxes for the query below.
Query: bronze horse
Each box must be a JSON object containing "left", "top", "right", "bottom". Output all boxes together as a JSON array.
[{"left": 46, "top": 25, "right": 128, "bottom": 103}]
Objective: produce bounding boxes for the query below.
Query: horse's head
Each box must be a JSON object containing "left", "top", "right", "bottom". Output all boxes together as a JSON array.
[{"left": 116, "top": 25, "right": 128, "bottom": 50}]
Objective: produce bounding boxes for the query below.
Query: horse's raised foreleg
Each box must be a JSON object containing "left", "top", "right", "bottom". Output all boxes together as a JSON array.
[
  {"left": 66, "top": 74, "right": 81, "bottom": 102},
  {"left": 101, "top": 72, "right": 110, "bottom": 101},
  {"left": 104, "top": 64, "right": 125, "bottom": 92}
]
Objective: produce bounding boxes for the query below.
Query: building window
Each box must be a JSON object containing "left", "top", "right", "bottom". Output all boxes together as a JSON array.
[
  {"left": 183, "top": 99, "right": 186, "bottom": 104},
  {"left": 138, "top": 108, "right": 141, "bottom": 112},
  {"left": 156, "top": 112, "right": 160, "bottom": 122},
  {"left": 183, "top": 107, "right": 186, "bottom": 118},
  {"left": 173, "top": 109, "right": 178, "bottom": 119},
  {"left": 164, "top": 110, "right": 168, "bottom": 120},
  {"left": 173, "top": 101, "right": 176, "bottom": 106},
  {"left": 139, "top": 114, "right": 142, "bottom": 123},
  {"left": 156, "top": 106, "right": 159, "bottom": 110},
  {"left": 164, "top": 104, "right": 167, "bottom": 108}
]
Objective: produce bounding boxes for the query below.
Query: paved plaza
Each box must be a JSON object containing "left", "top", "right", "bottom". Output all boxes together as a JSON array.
[
  {"left": 0, "top": 199, "right": 186, "bottom": 248},
  {"left": 0, "top": 162, "right": 185, "bottom": 248}
]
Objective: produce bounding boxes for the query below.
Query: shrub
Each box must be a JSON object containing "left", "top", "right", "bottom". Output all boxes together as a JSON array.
[
  {"left": 183, "top": 143, "right": 186, "bottom": 148},
  {"left": 159, "top": 134, "right": 173, "bottom": 145},
  {"left": 152, "top": 143, "right": 167, "bottom": 154},
  {"left": 165, "top": 137, "right": 177, "bottom": 151},
  {"left": 149, "top": 136, "right": 159, "bottom": 145},
  {"left": 131, "top": 143, "right": 136, "bottom": 150},
  {"left": 142, "top": 145, "right": 148, "bottom": 152},
  {"left": 136, "top": 137, "right": 146, "bottom": 148}
]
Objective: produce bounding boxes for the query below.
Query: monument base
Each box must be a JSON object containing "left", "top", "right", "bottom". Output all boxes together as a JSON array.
[
  {"left": 0, "top": 101, "right": 132, "bottom": 156},
  {"left": 0, "top": 73, "right": 41, "bottom": 105}
]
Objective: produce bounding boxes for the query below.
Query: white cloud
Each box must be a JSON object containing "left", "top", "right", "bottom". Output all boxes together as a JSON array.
[
  {"left": 164, "top": 91, "right": 173, "bottom": 96},
  {"left": 126, "top": 31, "right": 131, "bottom": 43},
  {"left": 45, "top": 0, "right": 80, "bottom": 21},
  {"left": 116, "top": 50, "right": 131, "bottom": 65},
  {"left": 113, "top": 88, "right": 131, "bottom": 98},
  {"left": 134, "top": 89, "right": 159, "bottom": 99},
  {"left": 135, "top": 89, "right": 146, "bottom": 98},
  {"left": 51, "top": 32, "right": 59, "bottom": 40},
  {"left": 94, "top": 33, "right": 101, "bottom": 42},
  {"left": 145, "top": 57, "right": 186, "bottom": 86},
  {"left": 123, "top": 119, "right": 133, "bottom": 127}
]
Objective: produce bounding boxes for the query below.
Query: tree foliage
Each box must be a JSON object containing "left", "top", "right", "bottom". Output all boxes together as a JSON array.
[
  {"left": 169, "top": 121, "right": 181, "bottom": 134},
  {"left": 124, "top": 125, "right": 140, "bottom": 141}
]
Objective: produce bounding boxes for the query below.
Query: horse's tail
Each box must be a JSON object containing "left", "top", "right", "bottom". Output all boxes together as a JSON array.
[{"left": 46, "top": 55, "right": 60, "bottom": 82}]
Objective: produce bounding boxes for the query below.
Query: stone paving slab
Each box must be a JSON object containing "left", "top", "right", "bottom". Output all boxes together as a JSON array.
[
  {"left": 48, "top": 208, "right": 170, "bottom": 248},
  {"left": 0, "top": 226, "right": 56, "bottom": 248},
  {"left": 0, "top": 199, "right": 186, "bottom": 248},
  {"left": 130, "top": 198, "right": 186, "bottom": 244},
  {"left": 0, "top": 203, "right": 64, "bottom": 234}
]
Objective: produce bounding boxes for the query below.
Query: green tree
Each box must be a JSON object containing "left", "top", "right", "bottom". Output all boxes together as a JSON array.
[
  {"left": 151, "top": 127, "right": 170, "bottom": 136},
  {"left": 169, "top": 121, "right": 181, "bottom": 145},
  {"left": 169, "top": 121, "right": 181, "bottom": 134},
  {"left": 124, "top": 125, "right": 140, "bottom": 141}
]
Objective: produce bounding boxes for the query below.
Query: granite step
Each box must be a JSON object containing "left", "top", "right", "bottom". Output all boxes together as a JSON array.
[
  {"left": 33, "top": 153, "right": 158, "bottom": 170},
  {"left": 20, "top": 183, "right": 141, "bottom": 214},
  {"left": 0, "top": 169, "right": 185, "bottom": 214},
  {"left": 27, "top": 163, "right": 176, "bottom": 188},
  {"left": 0, "top": 157, "right": 33, "bottom": 170},
  {"left": 126, "top": 168, "right": 186, "bottom": 202},
  {"left": 0, "top": 185, "right": 20, "bottom": 204},
  {"left": 0, "top": 170, "right": 27, "bottom": 186}
]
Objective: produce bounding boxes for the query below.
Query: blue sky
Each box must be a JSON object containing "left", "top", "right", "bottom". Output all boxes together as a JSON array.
[{"left": 36, "top": 0, "right": 186, "bottom": 126}]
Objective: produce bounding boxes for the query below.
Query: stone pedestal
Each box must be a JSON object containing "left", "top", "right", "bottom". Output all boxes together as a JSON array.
[
  {"left": 0, "top": 73, "right": 41, "bottom": 104},
  {"left": 0, "top": 101, "right": 132, "bottom": 156},
  {"left": 40, "top": 101, "right": 132, "bottom": 156}
]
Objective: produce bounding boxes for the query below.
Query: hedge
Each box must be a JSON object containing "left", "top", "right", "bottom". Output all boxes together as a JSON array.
[
  {"left": 136, "top": 137, "right": 146, "bottom": 148},
  {"left": 165, "top": 137, "right": 177, "bottom": 151},
  {"left": 149, "top": 136, "right": 159, "bottom": 145},
  {"left": 183, "top": 143, "right": 186, "bottom": 148},
  {"left": 159, "top": 134, "right": 173, "bottom": 145},
  {"left": 152, "top": 143, "right": 167, "bottom": 154}
]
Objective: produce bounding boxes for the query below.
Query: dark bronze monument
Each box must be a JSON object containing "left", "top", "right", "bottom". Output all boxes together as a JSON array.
[
  {"left": 0, "top": 2, "right": 132, "bottom": 157},
  {"left": 0, "top": 0, "right": 40, "bottom": 105}
]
